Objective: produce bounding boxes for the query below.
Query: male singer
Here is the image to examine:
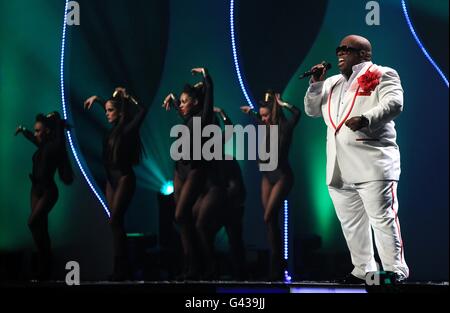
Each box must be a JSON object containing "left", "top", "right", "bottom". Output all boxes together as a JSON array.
[{"left": 304, "top": 34, "right": 409, "bottom": 283}]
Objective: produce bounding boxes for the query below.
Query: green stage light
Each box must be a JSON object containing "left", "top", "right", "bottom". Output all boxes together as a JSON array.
[
  {"left": 160, "top": 181, "right": 174, "bottom": 196},
  {"left": 126, "top": 233, "right": 145, "bottom": 238}
]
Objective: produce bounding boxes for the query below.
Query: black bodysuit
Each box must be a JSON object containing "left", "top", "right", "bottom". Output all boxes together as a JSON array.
[
  {"left": 23, "top": 128, "right": 63, "bottom": 196},
  {"left": 216, "top": 110, "right": 246, "bottom": 206},
  {"left": 174, "top": 74, "right": 220, "bottom": 187},
  {"left": 251, "top": 105, "right": 301, "bottom": 184},
  {"left": 103, "top": 105, "right": 147, "bottom": 189}
]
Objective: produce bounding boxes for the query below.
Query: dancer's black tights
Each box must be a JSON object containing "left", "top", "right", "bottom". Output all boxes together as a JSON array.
[
  {"left": 28, "top": 184, "right": 58, "bottom": 280},
  {"left": 193, "top": 185, "right": 226, "bottom": 279},
  {"left": 261, "top": 173, "right": 293, "bottom": 280},
  {"left": 223, "top": 179, "right": 246, "bottom": 280},
  {"left": 174, "top": 169, "right": 205, "bottom": 277},
  {"left": 106, "top": 172, "right": 136, "bottom": 278}
]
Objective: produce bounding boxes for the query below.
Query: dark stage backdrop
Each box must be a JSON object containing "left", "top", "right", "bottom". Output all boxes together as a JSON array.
[{"left": 0, "top": 0, "right": 447, "bottom": 281}]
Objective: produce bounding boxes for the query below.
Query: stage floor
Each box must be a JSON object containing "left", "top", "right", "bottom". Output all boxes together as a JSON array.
[{"left": 1, "top": 280, "right": 448, "bottom": 294}]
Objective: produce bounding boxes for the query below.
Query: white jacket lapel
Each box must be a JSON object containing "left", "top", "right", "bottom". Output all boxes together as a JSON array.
[
  {"left": 337, "top": 62, "right": 375, "bottom": 124},
  {"left": 327, "top": 76, "right": 344, "bottom": 129}
]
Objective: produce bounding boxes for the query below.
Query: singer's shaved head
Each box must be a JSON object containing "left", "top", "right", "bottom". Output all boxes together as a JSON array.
[
  {"left": 337, "top": 34, "right": 372, "bottom": 78},
  {"left": 341, "top": 35, "right": 372, "bottom": 59}
]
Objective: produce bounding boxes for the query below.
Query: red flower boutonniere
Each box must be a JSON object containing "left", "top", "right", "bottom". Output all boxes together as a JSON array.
[{"left": 357, "top": 69, "right": 382, "bottom": 93}]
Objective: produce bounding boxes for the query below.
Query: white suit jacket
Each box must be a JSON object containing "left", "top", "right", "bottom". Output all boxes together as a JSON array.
[{"left": 304, "top": 62, "right": 403, "bottom": 185}]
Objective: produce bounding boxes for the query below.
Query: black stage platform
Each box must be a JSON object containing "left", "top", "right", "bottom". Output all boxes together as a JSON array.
[
  {"left": 2, "top": 281, "right": 447, "bottom": 311},
  {"left": 2, "top": 280, "right": 447, "bottom": 294}
]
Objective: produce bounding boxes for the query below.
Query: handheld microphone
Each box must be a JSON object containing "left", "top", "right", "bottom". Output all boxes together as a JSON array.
[{"left": 299, "top": 61, "right": 332, "bottom": 79}]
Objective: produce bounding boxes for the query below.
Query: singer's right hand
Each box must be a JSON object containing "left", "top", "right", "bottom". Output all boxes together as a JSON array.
[{"left": 311, "top": 63, "right": 328, "bottom": 83}]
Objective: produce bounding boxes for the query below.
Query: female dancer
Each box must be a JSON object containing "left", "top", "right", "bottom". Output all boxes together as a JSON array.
[
  {"left": 240, "top": 91, "right": 300, "bottom": 280},
  {"left": 84, "top": 87, "right": 147, "bottom": 281},
  {"left": 16, "top": 111, "right": 74, "bottom": 280},
  {"left": 213, "top": 107, "right": 247, "bottom": 280},
  {"left": 163, "top": 68, "right": 226, "bottom": 280}
]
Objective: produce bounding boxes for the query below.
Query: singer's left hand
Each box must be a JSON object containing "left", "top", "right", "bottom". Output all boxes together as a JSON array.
[{"left": 345, "top": 116, "right": 368, "bottom": 131}]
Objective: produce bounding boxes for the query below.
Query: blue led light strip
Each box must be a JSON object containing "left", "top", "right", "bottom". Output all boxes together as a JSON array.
[
  {"left": 283, "top": 200, "right": 291, "bottom": 282},
  {"left": 60, "top": 0, "right": 110, "bottom": 217},
  {"left": 401, "top": 0, "right": 449, "bottom": 88},
  {"left": 229, "top": 0, "right": 291, "bottom": 282},
  {"left": 229, "top": 0, "right": 255, "bottom": 109}
]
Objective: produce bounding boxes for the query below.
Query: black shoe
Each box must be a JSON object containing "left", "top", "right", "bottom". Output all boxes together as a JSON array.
[
  {"left": 109, "top": 256, "right": 132, "bottom": 281},
  {"left": 233, "top": 267, "right": 248, "bottom": 281},
  {"left": 269, "top": 259, "right": 287, "bottom": 282},
  {"left": 366, "top": 271, "right": 407, "bottom": 286},
  {"left": 31, "top": 271, "right": 52, "bottom": 283},
  {"left": 269, "top": 273, "right": 285, "bottom": 282},
  {"left": 389, "top": 272, "right": 407, "bottom": 284},
  {"left": 107, "top": 273, "right": 130, "bottom": 282},
  {"left": 35, "top": 252, "right": 53, "bottom": 282},
  {"left": 181, "top": 269, "right": 202, "bottom": 281},
  {"left": 201, "top": 267, "right": 218, "bottom": 281},
  {"left": 338, "top": 273, "right": 365, "bottom": 285},
  {"left": 175, "top": 264, "right": 202, "bottom": 281}
]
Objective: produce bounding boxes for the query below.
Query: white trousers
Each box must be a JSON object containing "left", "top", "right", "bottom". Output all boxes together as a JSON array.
[{"left": 328, "top": 181, "right": 409, "bottom": 279}]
